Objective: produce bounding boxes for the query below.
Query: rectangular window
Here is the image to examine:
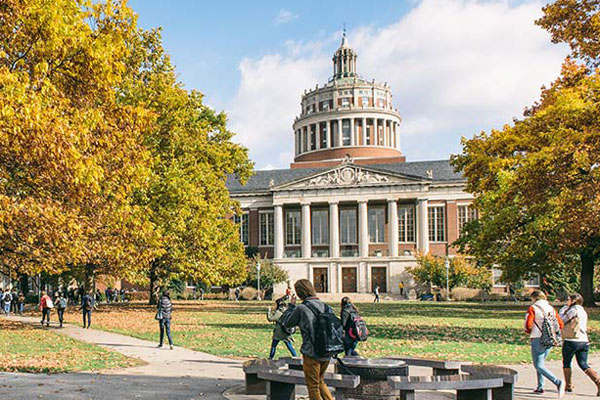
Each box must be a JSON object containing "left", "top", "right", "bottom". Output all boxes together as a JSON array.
[
  {"left": 340, "top": 208, "right": 357, "bottom": 244},
  {"left": 428, "top": 206, "right": 446, "bottom": 242},
  {"left": 398, "top": 205, "right": 415, "bottom": 242},
  {"left": 311, "top": 209, "right": 329, "bottom": 245},
  {"left": 366, "top": 125, "right": 371, "bottom": 145},
  {"left": 342, "top": 120, "right": 351, "bottom": 146},
  {"left": 310, "top": 126, "right": 316, "bottom": 150},
  {"left": 321, "top": 101, "right": 329, "bottom": 111},
  {"left": 320, "top": 123, "right": 327, "bottom": 148},
  {"left": 361, "top": 96, "right": 369, "bottom": 107},
  {"left": 285, "top": 210, "right": 301, "bottom": 246},
  {"left": 378, "top": 125, "right": 384, "bottom": 145},
  {"left": 341, "top": 97, "right": 350, "bottom": 107},
  {"left": 492, "top": 268, "right": 505, "bottom": 288},
  {"left": 259, "top": 211, "right": 274, "bottom": 246},
  {"left": 458, "top": 205, "right": 478, "bottom": 235},
  {"left": 233, "top": 213, "right": 249, "bottom": 246},
  {"left": 368, "top": 207, "right": 385, "bottom": 243}
]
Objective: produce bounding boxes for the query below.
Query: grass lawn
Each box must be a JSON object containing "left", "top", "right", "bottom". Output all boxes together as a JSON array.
[
  {"left": 62, "top": 300, "right": 600, "bottom": 364},
  {"left": 0, "top": 319, "right": 143, "bottom": 373}
]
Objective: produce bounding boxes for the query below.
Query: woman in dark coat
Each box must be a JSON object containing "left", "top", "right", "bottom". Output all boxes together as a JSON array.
[
  {"left": 341, "top": 297, "right": 360, "bottom": 357},
  {"left": 266, "top": 297, "right": 297, "bottom": 359}
]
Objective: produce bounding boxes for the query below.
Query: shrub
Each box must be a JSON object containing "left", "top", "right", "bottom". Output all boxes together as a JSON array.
[
  {"left": 203, "top": 292, "right": 228, "bottom": 300},
  {"left": 451, "top": 287, "right": 482, "bottom": 301},
  {"left": 128, "top": 291, "right": 149, "bottom": 301},
  {"left": 241, "top": 287, "right": 258, "bottom": 300}
]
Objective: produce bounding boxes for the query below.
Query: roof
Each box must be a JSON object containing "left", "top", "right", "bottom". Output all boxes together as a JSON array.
[{"left": 226, "top": 159, "right": 464, "bottom": 194}]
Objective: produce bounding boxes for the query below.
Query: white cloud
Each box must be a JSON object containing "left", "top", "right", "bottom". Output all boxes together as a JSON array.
[
  {"left": 228, "top": 0, "right": 569, "bottom": 169},
  {"left": 273, "top": 9, "right": 298, "bottom": 26}
]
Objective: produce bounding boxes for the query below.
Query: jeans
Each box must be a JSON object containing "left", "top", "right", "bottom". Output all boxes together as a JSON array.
[
  {"left": 82, "top": 310, "right": 92, "bottom": 328},
  {"left": 269, "top": 339, "right": 297, "bottom": 359},
  {"left": 159, "top": 318, "right": 173, "bottom": 346},
  {"left": 41, "top": 308, "right": 51, "bottom": 324},
  {"left": 303, "top": 355, "right": 333, "bottom": 400},
  {"left": 563, "top": 340, "right": 590, "bottom": 370},
  {"left": 531, "top": 337, "right": 561, "bottom": 389},
  {"left": 57, "top": 308, "right": 65, "bottom": 326},
  {"left": 4, "top": 302, "right": 10, "bottom": 315},
  {"left": 18, "top": 303, "right": 23, "bottom": 314},
  {"left": 343, "top": 336, "right": 358, "bottom": 356}
]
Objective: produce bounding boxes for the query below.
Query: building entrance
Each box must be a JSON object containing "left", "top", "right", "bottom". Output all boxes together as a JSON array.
[
  {"left": 313, "top": 268, "right": 328, "bottom": 293},
  {"left": 371, "top": 267, "right": 387, "bottom": 293},
  {"left": 342, "top": 267, "right": 357, "bottom": 293}
]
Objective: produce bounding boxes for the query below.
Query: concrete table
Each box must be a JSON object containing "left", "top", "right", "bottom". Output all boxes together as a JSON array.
[
  {"left": 388, "top": 375, "right": 504, "bottom": 400},
  {"left": 338, "top": 358, "right": 408, "bottom": 400}
]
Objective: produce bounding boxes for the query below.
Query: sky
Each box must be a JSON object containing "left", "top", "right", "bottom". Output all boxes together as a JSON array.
[{"left": 128, "top": 0, "right": 569, "bottom": 170}]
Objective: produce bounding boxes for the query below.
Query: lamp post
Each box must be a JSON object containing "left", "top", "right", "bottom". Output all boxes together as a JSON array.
[
  {"left": 256, "top": 261, "right": 261, "bottom": 301},
  {"left": 445, "top": 258, "right": 450, "bottom": 301}
]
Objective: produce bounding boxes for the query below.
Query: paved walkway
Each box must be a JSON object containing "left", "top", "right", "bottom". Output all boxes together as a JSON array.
[{"left": 2, "top": 315, "right": 600, "bottom": 399}]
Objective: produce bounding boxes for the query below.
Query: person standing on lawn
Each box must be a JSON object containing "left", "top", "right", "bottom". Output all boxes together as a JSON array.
[
  {"left": 39, "top": 290, "right": 52, "bottom": 327},
  {"left": 559, "top": 293, "right": 600, "bottom": 395},
  {"left": 17, "top": 291, "right": 25, "bottom": 315},
  {"left": 157, "top": 290, "right": 173, "bottom": 349},
  {"left": 55, "top": 292, "right": 67, "bottom": 328},
  {"left": 10, "top": 288, "right": 18, "bottom": 314},
  {"left": 80, "top": 290, "right": 95, "bottom": 328},
  {"left": 525, "top": 290, "right": 565, "bottom": 397},
  {"left": 282, "top": 279, "right": 334, "bottom": 400},
  {"left": 373, "top": 284, "right": 380, "bottom": 303},
  {"left": 266, "top": 297, "right": 297, "bottom": 359},
  {"left": 340, "top": 297, "right": 361, "bottom": 357}
]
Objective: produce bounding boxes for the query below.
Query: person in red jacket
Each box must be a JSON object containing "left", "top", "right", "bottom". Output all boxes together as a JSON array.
[
  {"left": 39, "top": 291, "right": 53, "bottom": 327},
  {"left": 525, "top": 290, "right": 565, "bottom": 397}
]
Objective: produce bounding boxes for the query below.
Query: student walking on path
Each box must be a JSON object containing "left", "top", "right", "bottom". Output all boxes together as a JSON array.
[
  {"left": 266, "top": 297, "right": 297, "bottom": 359},
  {"left": 17, "top": 291, "right": 25, "bottom": 315},
  {"left": 341, "top": 297, "right": 362, "bottom": 357},
  {"left": 525, "top": 290, "right": 565, "bottom": 397},
  {"left": 157, "top": 290, "right": 173, "bottom": 349},
  {"left": 559, "top": 293, "right": 600, "bottom": 396},
  {"left": 373, "top": 284, "right": 380, "bottom": 303},
  {"left": 39, "top": 291, "right": 53, "bottom": 327},
  {"left": 55, "top": 292, "right": 67, "bottom": 328},
  {"left": 80, "top": 290, "right": 95, "bottom": 328},
  {"left": 282, "top": 279, "right": 335, "bottom": 400},
  {"left": 3, "top": 289, "right": 12, "bottom": 316}
]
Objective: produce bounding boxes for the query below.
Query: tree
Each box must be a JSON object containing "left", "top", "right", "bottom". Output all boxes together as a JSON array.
[
  {"left": 537, "top": 0, "right": 600, "bottom": 67},
  {"left": 118, "top": 28, "right": 253, "bottom": 303},
  {"left": 452, "top": 59, "right": 600, "bottom": 305},
  {"left": 0, "top": 0, "right": 157, "bottom": 287},
  {"left": 245, "top": 255, "right": 289, "bottom": 294},
  {"left": 407, "top": 253, "right": 491, "bottom": 291}
]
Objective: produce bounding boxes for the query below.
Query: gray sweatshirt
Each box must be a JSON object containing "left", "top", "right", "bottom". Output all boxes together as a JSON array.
[{"left": 282, "top": 297, "right": 331, "bottom": 361}]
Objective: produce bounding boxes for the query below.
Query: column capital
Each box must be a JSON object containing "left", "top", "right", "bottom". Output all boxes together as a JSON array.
[
  {"left": 386, "top": 198, "right": 398, "bottom": 203},
  {"left": 328, "top": 201, "right": 339, "bottom": 205},
  {"left": 300, "top": 201, "right": 311, "bottom": 206},
  {"left": 357, "top": 199, "right": 368, "bottom": 204}
]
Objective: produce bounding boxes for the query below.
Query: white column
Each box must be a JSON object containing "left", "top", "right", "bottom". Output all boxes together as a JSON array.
[
  {"left": 350, "top": 118, "right": 355, "bottom": 146},
  {"left": 362, "top": 117, "right": 367, "bottom": 145},
  {"left": 358, "top": 201, "right": 368, "bottom": 257},
  {"left": 301, "top": 203, "right": 311, "bottom": 258},
  {"left": 329, "top": 202, "right": 339, "bottom": 258},
  {"left": 324, "top": 123, "right": 329, "bottom": 148},
  {"left": 337, "top": 119, "right": 343, "bottom": 147},
  {"left": 417, "top": 198, "right": 430, "bottom": 253},
  {"left": 388, "top": 200, "right": 399, "bottom": 257},
  {"left": 274, "top": 205, "right": 284, "bottom": 259}
]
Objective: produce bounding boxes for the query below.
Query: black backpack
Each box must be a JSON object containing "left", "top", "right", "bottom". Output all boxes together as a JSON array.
[
  {"left": 305, "top": 302, "right": 344, "bottom": 357},
  {"left": 85, "top": 296, "right": 93, "bottom": 310},
  {"left": 347, "top": 311, "right": 369, "bottom": 342}
]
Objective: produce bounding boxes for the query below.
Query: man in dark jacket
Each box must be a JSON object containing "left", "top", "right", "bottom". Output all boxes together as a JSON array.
[
  {"left": 157, "top": 291, "right": 173, "bottom": 349},
  {"left": 282, "top": 279, "right": 334, "bottom": 400},
  {"left": 80, "top": 290, "right": 95, "bottom": 328}
]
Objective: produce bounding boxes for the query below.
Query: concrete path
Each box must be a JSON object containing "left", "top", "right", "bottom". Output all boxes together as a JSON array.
[
  {"left": 0, "top": 315, "right": 244, "bottom": 399},
  {"left": 3, "top": 315, "right": 600, "bottom": 399}
]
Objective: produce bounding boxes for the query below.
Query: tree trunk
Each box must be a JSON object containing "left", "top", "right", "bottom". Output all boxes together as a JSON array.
[
  {"left": 580, "top": 250, "right": 596, "bottom": 307},
  {"left": 84, "top": 264, "right": 95, "bottom": 294},
  {"left": 148, "top": 262, "right": 158, "bottom": 305}
]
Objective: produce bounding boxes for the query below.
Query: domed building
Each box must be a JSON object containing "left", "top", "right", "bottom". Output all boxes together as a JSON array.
[{"left": 226, "top": 34, "right": 528, "bottom": 300}]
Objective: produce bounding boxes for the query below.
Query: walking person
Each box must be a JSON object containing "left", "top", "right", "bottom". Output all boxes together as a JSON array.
[
  {"left": 559, "top": 293, "right": 600, "bottom": 395},
  {"left": 55, "top": 292, "right": 67, "bottom": 328},
  {"left": 234, "top": 287, "right": 240, "bottom": 302},
  {"left": 341, "top": 297, "right": 362, "bottom": 357},
  {"left": 10, "top": 289, "right": 18, "bottom": 314},
  {"left": 3, "top": 289, "right": 12, "bottom": 316},
  {"left": 266, "top": 297, "right": 297, "bottom": 359},
  {"left": 17, "top": 291, "right": 25, "bottom": 315},
  {"left": 373, "top": 284, "right": 380, "bottom": 303},
  {"left": 39, "top": 291, "right": 53, "bottom": 327},
  {"left": 281, "top": 279, "right": 335, "bottom": 400},
  {"left": 80, "top": 290, "right": 95, "bottom": 328},
  {"left": 525, "top": 290, "right": 565, "bottom": 397},
  {"left": 157, "top": 290, "right": 173, "bottom": 349}
]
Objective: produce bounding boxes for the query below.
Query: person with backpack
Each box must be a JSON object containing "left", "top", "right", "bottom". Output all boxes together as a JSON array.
[
  {"left": 17, "top": 291, "right": 25, "bottom": 315},
  {"left": 157, "top": 290, "right": 174, "bottom": 349},
  {"left": 282, "top": 279, "right": 341, "bottom": 400},
  {"left": 80, "top": 290, "right": 95, "bottom": 328},
  {"left": 340, "top": 297, "right": 368, "bottom": 357},
  {"left": 525, "top": 290, "right": 565, "bottom": 397},
  {"left": 3, "top": 289, "right": 12, "bottom": 316},
  {"left": 39, "top": 291, "right": 53, "bottom": 327},
  {"left": 559, "top": 293, "right": 600, "bottom": 395},
  {"left": 266, "top": 297, "right": 297, "bottom": 359},
  {"left": 55, "top": 292, "right": 67, "bottom": 328},
  {"left": 10, "top": 289, "right": 18, "bottom": 314}
]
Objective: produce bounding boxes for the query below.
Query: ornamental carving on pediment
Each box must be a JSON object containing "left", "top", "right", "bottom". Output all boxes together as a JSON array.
[{"left": 304, "top": 166, "right": 391, "bottom": 187}]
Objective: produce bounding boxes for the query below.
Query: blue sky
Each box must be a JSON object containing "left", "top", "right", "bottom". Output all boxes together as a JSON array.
[{"left": 129, "top": 0, "right": 568, "bottom": 169}]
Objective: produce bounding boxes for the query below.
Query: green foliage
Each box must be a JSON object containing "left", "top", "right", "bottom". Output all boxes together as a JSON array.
[
  {"left": 245, "top": 255, "right": 288, "bottom": 291},
  {"left": 407, "top": 253, "right": 492, "bottom": 291}
]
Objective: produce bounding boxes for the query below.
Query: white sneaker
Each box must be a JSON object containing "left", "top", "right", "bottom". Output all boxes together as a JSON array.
[{"left": 557, "top": 380, "right": 565, "bottom": 398}]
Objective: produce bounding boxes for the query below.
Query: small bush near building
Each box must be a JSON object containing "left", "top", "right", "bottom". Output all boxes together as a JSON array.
[
  {"left": 451, "top": 287, "right": 482, "bottom": 301},
  {"left": 241, "top": 287, "right": 258, "bottom": 300}
]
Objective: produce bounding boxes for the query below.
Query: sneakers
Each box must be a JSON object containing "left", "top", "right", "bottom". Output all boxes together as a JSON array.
[
  {"left": 557, "top": 380, "right": 565, "bottom": 398},
  {"left": 533, "top": 388, "right": 545, "bottom": 394},
  {"left": 169, "top": 345, "right": 173, "bottom": 350},
  {"left": 157, "top": 344, "right": 163, "bottom": 348}
]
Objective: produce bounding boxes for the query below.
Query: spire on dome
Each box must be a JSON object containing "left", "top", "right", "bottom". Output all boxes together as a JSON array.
[{"left": 332, "top": 25, "right": 357, "bottom": 80}]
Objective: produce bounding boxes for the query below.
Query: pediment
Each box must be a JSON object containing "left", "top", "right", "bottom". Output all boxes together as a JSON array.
[{"left": 273, "top": 164, "right": 429, "bottom": 191}]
